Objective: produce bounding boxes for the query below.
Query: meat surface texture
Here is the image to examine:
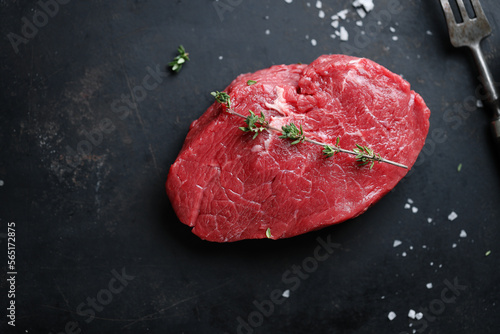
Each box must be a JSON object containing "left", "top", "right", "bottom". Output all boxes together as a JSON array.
[{"left": 166, "top": 54, "right": 430, "bottom": 242}]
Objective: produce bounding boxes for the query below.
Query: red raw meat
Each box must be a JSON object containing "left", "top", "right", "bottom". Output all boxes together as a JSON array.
[{"left": 166, "top": 54, "right": 430, "bottom": 242}]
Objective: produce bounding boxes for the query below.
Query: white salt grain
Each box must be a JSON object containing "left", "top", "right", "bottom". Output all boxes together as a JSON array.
[
  {"left": 415, "top": 312, "right": 423, "bottom": 320},
  {"left": 408, "top": 309, "right": 416, "bottom": 319},
  {"left": 407, "top": 198, "right": 414, "bottom": 204},
  {"left": 339, "top": 26, "right": 349, "bottom": 41},
  {"left": 426, "top": 282, "right": 433, "bottom": 289},
  {"left": 331, "top": 20, "right": 340, "bottom": 28},
  {"left": 448, "top": 211, "right": 458, "bottom": 221},
  {"left": 427, "top": 217, "right": 433, "bottom": 223},
  {"left": 452, "top": 243, "right": 457, "bottom": 248},
  {"left": 404, "top": 203, "right": 411, "bottom": 209},
  {"left": 392, "top": 36, "right": 399, "bottom": 41},
  {"left": 0, "top": 180, "right": 4, "bottom": 186},
  {"left": 356, "top": 20, "right": 363, "bottom": 26},
  {"left": 388, "top": 311, "right": 396, "bottom": 321},
  {"left": 282, "top": 289, "right": 290, "bottom": 298},
  {"left": 393, "top": 240, "right": 402, "bottom": 247},
  {"left": 356, "top": 8, "right": 367, "bottom": 18},
  {"left": 319, "top": 10, "right": 325, "bottom": 18},
  {"left": 353, "top": 0, "right": 374, "bottom": 12},
  {"left": 311, "top": 39, "right": 317, "bottom": 46},
  {"left": 316, "top": 0, "right": 322, "bottom": 9},
  {"left": 265, "top": 29, "right": 270, "bottom": 35},
  {"left": 477, "top": 100, "right": 484, "bottom": 108},
  {"left": 412, "top": 206, "right": 418, "bottom": 213},
  {"left": 284, "top": 0, "right": 293, "bottom": 3},
  {"left": 460, "top": 230, "right": 467, "bottom": 238},
  {"left": 390, "top": 26, "right": 396, "bottom": 33}
]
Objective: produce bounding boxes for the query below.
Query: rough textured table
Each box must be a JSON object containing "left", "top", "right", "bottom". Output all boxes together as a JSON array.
[{"left": 1, "top": 0, "right": 499, "bottom": 333}]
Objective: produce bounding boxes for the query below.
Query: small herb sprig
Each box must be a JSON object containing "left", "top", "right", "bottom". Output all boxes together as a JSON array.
[
  {"left": 279, "top": 123, "right": 306, "bottom": 145},
  {"left": 169, "top": 45, "right": 190, "bottom": 73},
  {"left": 353, "top": 144, "right": 383, "bottom": 169},
  {"left": 210, "top": 91, "right": 408, "bottom": 169},
  {"left": 239, "top": 110, "right": 268, "bottom": 139}
]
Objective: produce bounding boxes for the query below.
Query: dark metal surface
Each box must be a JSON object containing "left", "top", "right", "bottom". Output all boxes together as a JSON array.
[{"left": 1, "top": 0, "right": 500, "bottom": 333}]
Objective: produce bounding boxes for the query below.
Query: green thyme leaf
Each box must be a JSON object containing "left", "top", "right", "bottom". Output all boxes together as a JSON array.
[
  {"left": 239, "top": 110, "right": 268, "bottom": 139},
  {"left": 323, "top": 137, "right": 341, "bottom": 157},
  {"left": 169, "top": 45, "right": 190, "bottom": 73},
  {"left": 353, "top": 144, "right": 382, "bottom": 169},
  {"left": 266, "top": 228, "right": 272, "bottom": 239},
  {"left": 211, "top": 91, "right": 231, "bottom": 109},
  {"left": 279, "top": 123, "right": 306, "bottom": 145},
  {"left": 247, "top": 80, "right": 257, "bottom": 85}
]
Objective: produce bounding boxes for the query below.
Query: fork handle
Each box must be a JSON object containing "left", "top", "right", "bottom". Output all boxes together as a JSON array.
[{"left": 469, "top": 43, "right": 500, "bottom": 144}]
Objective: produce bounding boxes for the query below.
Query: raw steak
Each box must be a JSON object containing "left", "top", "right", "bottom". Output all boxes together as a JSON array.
[{"left": 166, "top": 54, "right": 430, "bottom": 242}]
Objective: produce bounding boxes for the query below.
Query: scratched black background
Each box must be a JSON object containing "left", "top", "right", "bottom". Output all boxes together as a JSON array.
[{"left": 1, "top": 0, "right": 500, "bottom": 333}]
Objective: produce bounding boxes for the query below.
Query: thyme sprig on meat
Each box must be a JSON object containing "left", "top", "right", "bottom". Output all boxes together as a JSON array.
[{"left": 211, "top": 91, "right": 408, "bottom": 169}]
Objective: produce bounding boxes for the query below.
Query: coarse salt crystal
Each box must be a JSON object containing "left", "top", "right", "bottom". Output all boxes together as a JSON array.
[
  {"left": 316, "top": 0, "right": 322, "bottom": 9},
  {"left": 0, "top": 180, "right": 4, "bottom": 186},
  {"left": 282, "top": 289, "right": 290, "bottom": 298},
  {"left": 415, "top": 312, "right": 423, "bottom": 320},
  {"left": 311, "top": 39, "right": 317, "bottom": 46},
  {"left": 265, "top": 29, "right": 270, "bottom": 35},
  {"left": 427, "top": 217, "right": 433, "bottom": 223},
  {"left": 284, "top": 0, "right": 293, "bottom": 3},
  {"left": 404, "top": 203, "right": 411, "bottom": 209},
  {"left": 390, "top": 26, "right": 396, "bottom": 33},
  {"left": 402, "top": 252, "right": 407, "bottom": 257},
  {"left": 426, "top": 282, "right": 433, "bottom": 289},
  {"left": 412, "top": 206, "right": 418, "bottom": 213},
  {"left": 477, "top": 100, "right": 484, "bottom": 108},
  {"left": 356, "top": 8, "right": 366, "bottom": 18},
  {"left": 388, "top": 311, "right": 397, "bottom": 321},
  {"left": 452, "top": 243, "right": 457, "bottom": 248},
  {"left": 408, "top": 309, "right": 416, "bottom": 319},
  {"left": 339, "top": 26, "right": 349, "bottom": 41},
  {"left": 353, "top": 0, "right": 374, "bottom": 12},
  {"left": 460, "top": 230, "right": 467, "bottom": 238},
  {"left": 331, "top": 20, "right": 340, "bottom": 28},
  {"left": 392, "top": 36, "right": 399, "bottom": 41},
  {"left": 319, "top": 10, "right": 325, "bottom": 18},
  {"left": 356, "top": 20, "right": 363, "bottom": 26},
  {"left": 407, "top": 198, "right": 414, "bottom": 204},
  {"left": 448, "top": 211, "right": 458, "bottom": 221},
  {"left": 393, "top": 240, "right": 402, "bottom": 247}
]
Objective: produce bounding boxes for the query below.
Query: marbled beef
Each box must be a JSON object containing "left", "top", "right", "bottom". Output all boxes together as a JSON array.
[{"left": 166, "top": 54, "right": 430, "bottom": 242}]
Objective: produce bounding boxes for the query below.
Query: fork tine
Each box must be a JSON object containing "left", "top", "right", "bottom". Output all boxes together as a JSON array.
[
  {"left": 440, "top": 0, "right": 456, "bottom": 26},
  {"left": 470, "top": 0, "right": 487, "bottom": 20},
  {"left": 456, "top": 0, "right": 471, "bottom": 22}
]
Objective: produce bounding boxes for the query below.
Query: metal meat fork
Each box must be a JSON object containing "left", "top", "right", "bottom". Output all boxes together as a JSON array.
[{"left": 440, "top": 0, "right": 500, "bottom": 145}]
